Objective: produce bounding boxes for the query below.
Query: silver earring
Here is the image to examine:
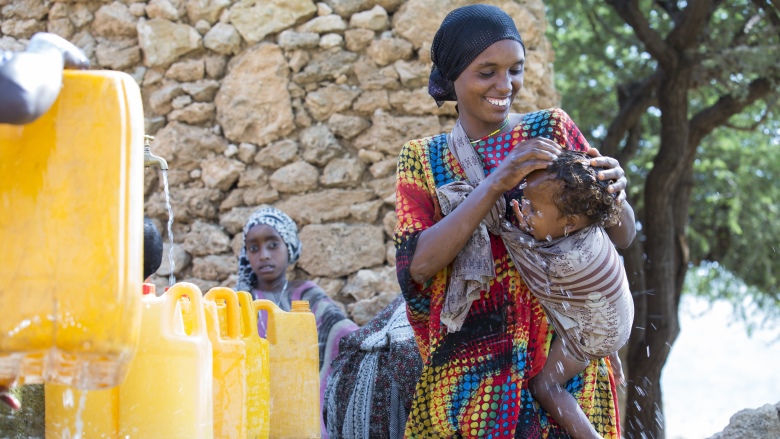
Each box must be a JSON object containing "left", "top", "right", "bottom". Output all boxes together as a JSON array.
[{"left": 564, "top": 226, "right": 570, "bottom": 237}]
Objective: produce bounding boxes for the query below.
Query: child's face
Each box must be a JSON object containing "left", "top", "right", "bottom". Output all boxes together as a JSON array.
[
  {"left": 519, "top": 172, "right": 569, "bottom": 241},
  {"left": 245, "top": 224, "right": 289, "bottom": 287}
]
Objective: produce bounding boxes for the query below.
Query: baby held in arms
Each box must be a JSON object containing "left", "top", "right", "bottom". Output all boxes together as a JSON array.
[{"left": 510, "top": 149, "right": 634, "bottom": 439}]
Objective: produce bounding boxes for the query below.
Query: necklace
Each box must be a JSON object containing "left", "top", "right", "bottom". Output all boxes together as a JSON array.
[
  {"left": 469, "top": 116, "right": 510, "bottom": 144},
  {"left": 257, "top": 278, "right": 288, "bottom": 304}
]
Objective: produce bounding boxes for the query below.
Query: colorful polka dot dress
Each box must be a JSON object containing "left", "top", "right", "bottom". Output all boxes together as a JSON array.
[{"left": 394, "top": 108, "right": 621, "bottom": 438}]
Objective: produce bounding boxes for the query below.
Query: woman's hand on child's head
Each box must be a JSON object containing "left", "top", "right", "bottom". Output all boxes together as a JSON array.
[
  {"left": 586, "top": 148, "right": 627, "bottom": 204},
  {"left": 0, "top": 385, "right": 20, "bottom": 411},
  {"left": 490, "top": 137, "right": 562, "bottom": 193}
]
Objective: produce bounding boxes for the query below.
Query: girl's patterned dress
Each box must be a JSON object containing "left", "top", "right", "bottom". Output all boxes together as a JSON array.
[{"left": 394, "top": 108, "right": 621, "bottom": 439}]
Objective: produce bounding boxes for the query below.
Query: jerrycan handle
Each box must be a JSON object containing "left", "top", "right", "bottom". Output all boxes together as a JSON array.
[
  {"left": 204, "top": 287, "right": 241, "bottom": 340},
  {"left": 236, "top": 291, "right": 256, "bottom": 338},
  {"left": 253, "top": 299, "right": 281, "bottom": 345},
  {"left": 165, "top": 282, "right": 207, "bottom": 337}
]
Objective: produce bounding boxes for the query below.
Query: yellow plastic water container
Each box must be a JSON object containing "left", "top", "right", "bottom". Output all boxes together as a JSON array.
[
  {"left": 44, "top": 385, "right": 119, "bottom": 439},
  {"left": 254, "top": 300, "right": 320, "bottom": 439},
  {"left": 204, "top": 288, "right": 247, "bottom": 439},
  {"left": 0, "top": 70, "right": 144, "bottom": 389},
  {"left": 237, "top": 291, "right": 271, "bottom": 439},
  {"left": 118, "top": 283, "right": 214, "bottom": 439}
]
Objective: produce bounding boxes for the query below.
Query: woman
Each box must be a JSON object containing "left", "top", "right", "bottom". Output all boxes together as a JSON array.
[
  {"left": 394, "top": 5, "right": 636, "bottom": 438},
  {"left": 236, "top": 207, "right": 359, "bottom": 436}
]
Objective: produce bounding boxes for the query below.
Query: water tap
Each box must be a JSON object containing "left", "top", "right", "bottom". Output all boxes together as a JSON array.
[{"left": 144, "top": 135, "right": 168, "bottom": 170}]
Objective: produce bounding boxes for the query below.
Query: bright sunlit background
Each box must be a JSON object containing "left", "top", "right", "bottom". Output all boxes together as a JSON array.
[{"left": 661, "top": 295, "right": 780, "bottom": 439}]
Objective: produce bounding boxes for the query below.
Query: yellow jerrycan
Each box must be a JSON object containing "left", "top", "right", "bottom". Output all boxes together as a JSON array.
[
  {"left": 204, "top": 288, "right": 247, "bottom": 439},
  {"left": 237, "top": 291, "right": 271, "bottom": 439},
  {"left": 44, "top": 384, "right": 119, "bottom": 438},
  {"left": 0, "top": 70, "right": 144, "bottom": 389},
  {"left": 118, "top": 282, "right": 214, "bottom": 438},
  {"left": 254, "top": 300, "right": 320, "bottom": 439}
]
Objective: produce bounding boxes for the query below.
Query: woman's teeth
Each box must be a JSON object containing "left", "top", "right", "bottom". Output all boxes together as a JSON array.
[{"left": 486, "top": 97, "right": 509, "bottom": 106}]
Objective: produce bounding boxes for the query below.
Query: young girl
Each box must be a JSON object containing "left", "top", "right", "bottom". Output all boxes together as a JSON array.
[
  {"left": 509, "top": 150, "right": 634, "bottom": 439},
  {"left": 236, "top": 207, "right": 358, "bottom": 437}
]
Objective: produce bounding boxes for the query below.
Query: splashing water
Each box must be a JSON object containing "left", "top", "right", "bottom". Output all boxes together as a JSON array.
[
  {"left": 162, "top": 170, "right": 176, "bottom": 286},
  {"left": 73, "top": 391, "right": 87, "bottom": 439}
]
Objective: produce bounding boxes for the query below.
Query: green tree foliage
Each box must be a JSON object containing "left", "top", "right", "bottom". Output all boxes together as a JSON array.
[{"left": 545, "top": 1, "right": 779, "bottom": 437}]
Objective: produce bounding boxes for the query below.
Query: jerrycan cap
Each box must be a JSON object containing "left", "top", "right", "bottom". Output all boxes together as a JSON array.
[
  {"left": 142, "top": 283, "right": 156, "bottom": 295},
  {"left": 291, "top": 300, "right": 311, "bottom": 313}
]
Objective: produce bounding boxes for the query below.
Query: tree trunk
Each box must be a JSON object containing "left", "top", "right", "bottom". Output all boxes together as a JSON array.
[{"left": 623, "top": 62, "right": 693, "bottom": 439}]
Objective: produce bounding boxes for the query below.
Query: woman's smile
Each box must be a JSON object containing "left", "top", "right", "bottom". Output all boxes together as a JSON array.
[
  {"left": 452, "top": 39, "right": 525, "bottom": 139},
  {"left": 485, "top": 96, "right": 511, "bottom": 107}
]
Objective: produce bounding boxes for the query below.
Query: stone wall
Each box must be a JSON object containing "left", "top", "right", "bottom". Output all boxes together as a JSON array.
[{"left": 0, "top": 0, "right": 559, "bottom": 324}]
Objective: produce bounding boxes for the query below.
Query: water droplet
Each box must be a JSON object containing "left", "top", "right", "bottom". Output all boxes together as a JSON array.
[
  {"left": 646, "top": 346, "right": 650, "bottom": 357},
  {"left": 63, "top": 388, "right": 74, "bottom": 408},
  {"left": 545, "top": 235, "right": 553, "bottom": 242}
]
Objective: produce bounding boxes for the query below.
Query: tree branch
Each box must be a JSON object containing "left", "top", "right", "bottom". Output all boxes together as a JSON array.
[
  {"left": 601, "top": 73, "right": 661, "bottom": 158},
  {"left": 732, "top": 12, "right": 763, "bottom": 47},
  {"left": 607, "top": 0, "right": 674, "bottom": 67},
  {"left": 587, "top": 8, "right": 637, "bottom": 46},
  {"left": 666, "top": 0, "right": 716, "bottom": 51},
  {"left": 689, "top": 77, "right": 776, "bottom": 150},
  {"left": 619, "top": 122, "right": 642, "bottom": 165},
  {"left": 755, "top": 0, "right": 780, "bottom": 28},
  {"left": 654, "top": 0, "right": 683, "bottom": 23}
]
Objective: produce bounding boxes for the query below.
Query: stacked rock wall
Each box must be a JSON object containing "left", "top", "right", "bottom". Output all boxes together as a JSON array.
[{"left": 0, "top": 0, "right": 559, "bottom": 324}]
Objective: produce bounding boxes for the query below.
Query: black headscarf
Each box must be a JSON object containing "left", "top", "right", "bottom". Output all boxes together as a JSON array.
[{"left": 428, "top": 4, "right": 525, "bottom": 107}]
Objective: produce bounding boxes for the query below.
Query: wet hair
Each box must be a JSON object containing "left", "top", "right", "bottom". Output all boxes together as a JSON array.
[
  {"left": 143, "top": 216, "right": 163, "bottom": 280},
  {"left": 540, "top": 150, "right": 621, "bottom": 228}
]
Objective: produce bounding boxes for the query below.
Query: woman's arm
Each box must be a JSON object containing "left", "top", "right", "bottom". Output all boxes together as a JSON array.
[{"left": 409, "top": 137, "right": 563, "bottom": 284}]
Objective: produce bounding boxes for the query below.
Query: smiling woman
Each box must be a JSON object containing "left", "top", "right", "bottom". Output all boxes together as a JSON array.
[
  {"left": 393, "top": 4, "right": 635, "bottom": 438},
  {"left": 236, "top": 207, "right": 359, "bottom": 436}
]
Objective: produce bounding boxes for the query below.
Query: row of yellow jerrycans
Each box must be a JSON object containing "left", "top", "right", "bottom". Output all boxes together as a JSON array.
[{"left": 44, "top": 282, "right": 321, "bottom": 439}]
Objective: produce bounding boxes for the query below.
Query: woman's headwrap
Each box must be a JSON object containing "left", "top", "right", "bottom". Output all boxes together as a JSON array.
[
  {"left": 428, "top": 4, "right": 525, "bottom": 107},
  {"left": 236, "top": 207, "right": 302, "bottom": 292}
]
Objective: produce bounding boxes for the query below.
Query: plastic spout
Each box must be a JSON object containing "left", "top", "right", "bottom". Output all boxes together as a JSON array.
[{"left": 143, "top": 135, "right": 168, "bottom": 170}]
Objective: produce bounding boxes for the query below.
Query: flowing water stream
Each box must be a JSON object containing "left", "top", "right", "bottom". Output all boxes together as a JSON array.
[{"left": 161, "top": 169, "right": 175, "bottom": 286}]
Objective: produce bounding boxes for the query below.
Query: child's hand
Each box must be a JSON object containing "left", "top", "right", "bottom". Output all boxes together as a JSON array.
[
  {"left": 0, "top": 385, "right": 21, "bottom": 411},
  {"left": 608, "top": 352, "right": 626, "bottom": 386},
  {"left": 511, "top": 199, "right": 531, "bottom": 233}
]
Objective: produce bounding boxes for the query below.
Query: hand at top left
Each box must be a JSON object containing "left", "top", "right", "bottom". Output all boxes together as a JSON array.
[{"left": 27, "top": 32, "right": 90, "bottom": 70}]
